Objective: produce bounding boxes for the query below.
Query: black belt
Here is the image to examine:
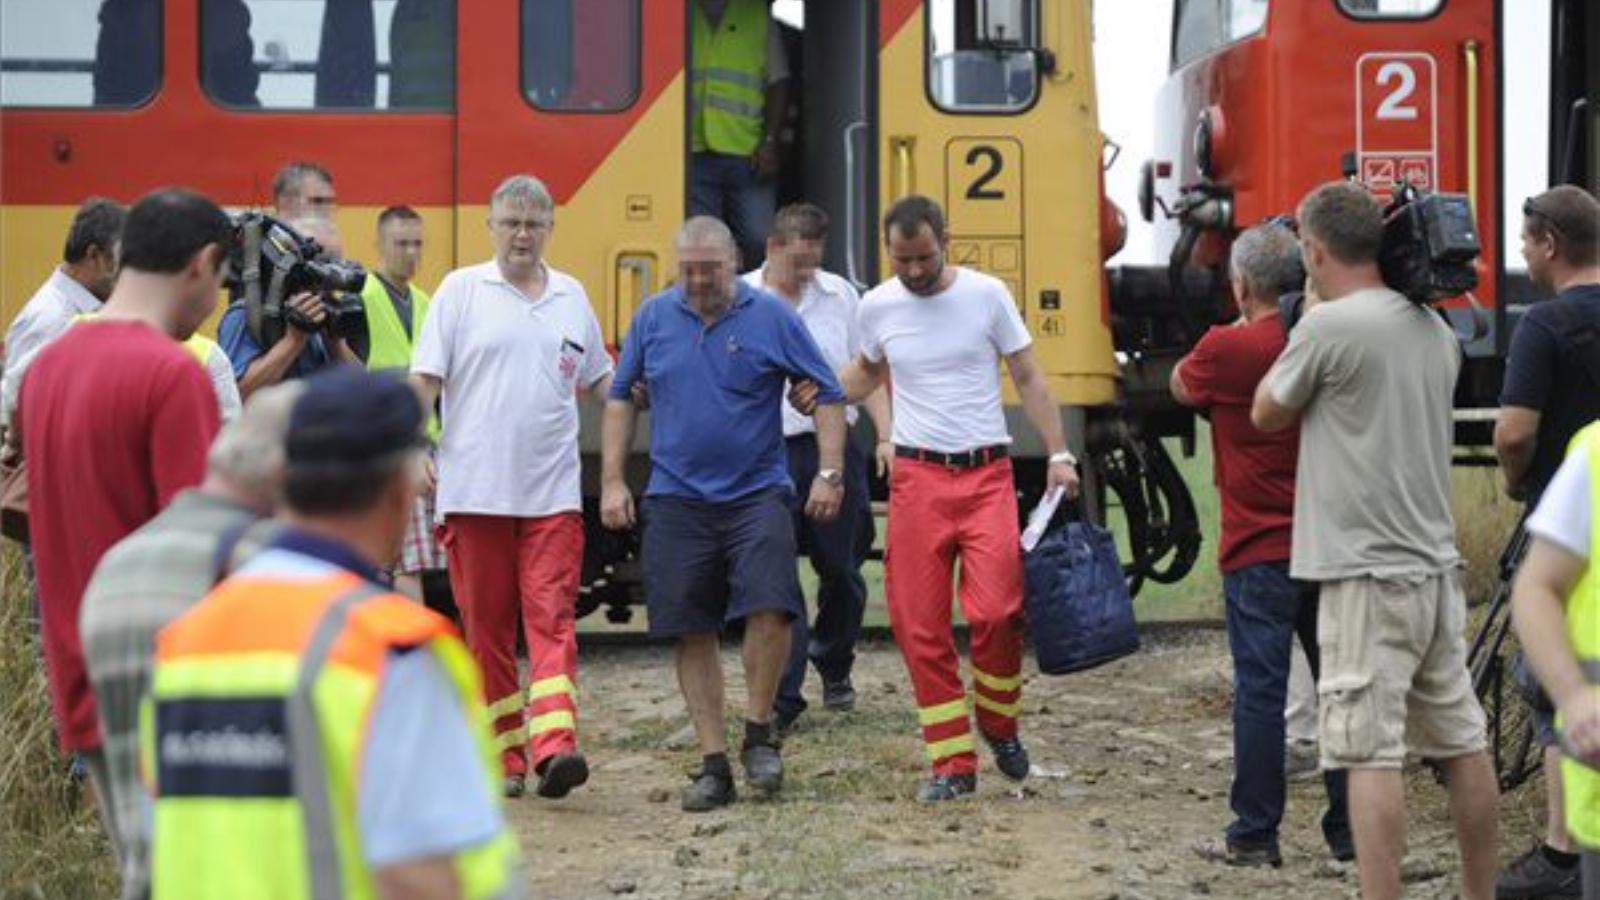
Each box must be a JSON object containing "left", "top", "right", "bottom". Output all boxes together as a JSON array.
[{"left": 894, "top": 444, "right": 1008, "bottom": 469}]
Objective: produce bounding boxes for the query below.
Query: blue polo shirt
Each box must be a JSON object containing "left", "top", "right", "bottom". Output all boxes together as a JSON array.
[
  {"left": 610, "top": 280, "right": 845, "bottom": 502},
  {"left": 219, "top": 302, "right": 334, "bottom": 381}
]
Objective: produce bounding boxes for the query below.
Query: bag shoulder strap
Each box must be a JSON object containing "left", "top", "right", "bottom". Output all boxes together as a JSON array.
[{"left": 210, "top": 518, "right": 259, "bottom": 587}]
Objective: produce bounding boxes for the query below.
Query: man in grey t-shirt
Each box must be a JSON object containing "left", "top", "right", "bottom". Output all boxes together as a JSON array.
[{"left": 1251, "top": 181, "right": 1497, "bottom": 900}]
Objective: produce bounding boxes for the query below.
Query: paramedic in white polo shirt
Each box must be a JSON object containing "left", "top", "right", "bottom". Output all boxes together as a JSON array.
[
  {"left": 410, "top": 174, "right": 611, "bottom": 801},
  {"left": 833, "top": 195, "right": 1081, "bottom": 802},
  {"left": 741, "top": 203, "right": 892, "bottom": 733}
]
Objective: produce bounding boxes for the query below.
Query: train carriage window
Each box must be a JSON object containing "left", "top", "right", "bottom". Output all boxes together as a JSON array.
[
  {"left": 1171, "top": 0, "right": 1269, "bottom": 70},
  {"left": 1336, "top": 0, "right": 1444, "bottom": 18},
  {"left": 200, "top": 0, "right": 455, "bottom": 110},
  {"left": 522, "top": 0, "right": 641, "bottom": 112},
  {"left": 0, "top": 0, "right": 160, "bottom": 108},
  {"left": 926, "top": 0, "right": 1040, "bottom": 113}
]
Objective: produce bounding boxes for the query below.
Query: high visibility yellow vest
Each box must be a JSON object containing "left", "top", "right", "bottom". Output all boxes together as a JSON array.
[
  {"left": 144, "top": 559, "right": 518, "bottom": 899},
  {"left": 359, "top": 275, "right": 439, "bottom": 440},
  {"left": 1562, "top": 421, "right": 1600, "bottom": 849},
  {"left": 690, "top": 0, "right": 769, "bottom": 156}
]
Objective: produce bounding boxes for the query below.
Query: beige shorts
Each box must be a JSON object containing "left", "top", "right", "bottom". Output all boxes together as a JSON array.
[{"left": 1317, "top": 570, "right": 1487, "bottom": 769}]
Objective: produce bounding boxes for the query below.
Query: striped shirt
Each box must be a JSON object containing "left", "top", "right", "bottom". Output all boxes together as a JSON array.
[{"left": 79, "top": 491, "right": 275, "bottom": 900}]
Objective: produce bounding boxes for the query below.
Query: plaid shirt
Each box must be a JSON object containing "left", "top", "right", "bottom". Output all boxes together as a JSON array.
[{"left": 78, "top": 491, "right": 276, "bottom": 900}]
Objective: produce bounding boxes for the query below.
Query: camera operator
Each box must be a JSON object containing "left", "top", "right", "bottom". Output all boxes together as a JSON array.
[
  {"left": 1491, "top": 184, "right": 1600, "bottom": 900},
  {"left": 219, "top": 216, "right": 361, "bottom": 400},
  {"left": 1251, "top": 180, "right": 1498, "bottom": 900},
  {"left": 271, "top": 160, "right": 336, "bottom": 221}
]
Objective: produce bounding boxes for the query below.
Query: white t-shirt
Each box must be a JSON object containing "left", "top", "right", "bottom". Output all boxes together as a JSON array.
[
  {"left": 857, "top": 267, "right": 1031, "bottom": 452},
  {"left": 740, "top": 266, "right": 861, "bottom": 436},
  {"left": 412, "top": 261, "right": 612, "bottom": 519},
  {"left": 1528, "top": 448, "right": 1591, "bottom": 561}
]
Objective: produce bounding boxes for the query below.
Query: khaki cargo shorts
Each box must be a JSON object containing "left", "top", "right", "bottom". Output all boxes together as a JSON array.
[{"left": 1317, "top": 570, "right": 1487, "bottom": 769}]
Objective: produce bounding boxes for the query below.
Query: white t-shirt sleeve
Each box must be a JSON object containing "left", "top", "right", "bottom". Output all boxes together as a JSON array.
[
  {"left": 411, "top": 274, "right": 458, "bottom": 379},
  {"left": 1527, "top": 450, "right": 1591, "bottom": 560},
  {"left": 580, "top": 303, "right": 613, "bottom": 388},
  {"left": 842, "top": 281, "right": 864, "bottom": 359},
  {"left": 857, "top": 300, "right": 884, "bottom": 364},
  {"left": 987, "top": 280, "right": 1032, "bottom": 356},
  {"left": 205, "top": 346, "right": 243, "bottom": 422}
]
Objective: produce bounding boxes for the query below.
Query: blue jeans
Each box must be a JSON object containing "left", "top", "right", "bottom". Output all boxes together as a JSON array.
[
  {"left": 1224, "top": 561, "right": 1351, "bottom": 853},
  {"left": 689, "top": 152, "right": 777, "bottom": 268},
  {"left": 775, "top": 434, "right": 873, "bottom": 720}
]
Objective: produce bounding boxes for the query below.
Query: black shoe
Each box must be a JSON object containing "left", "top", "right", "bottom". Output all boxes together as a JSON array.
[
  {"left": 822, "top": 677, "right": 856, "bottom": 712},
  {"left": 502, "top": 774, "right": 526, "bottom": 799},
  {"left": 1192, "top": 837, "right": 1283, "bottom": 869},
  {"left": 1327, "top": 834, "right": 1356, "bottom": 864},
  {"left": 681, "top": 769, "right": 737, "bottom": 812},
  {"left": 982, "top": 732, "right": 1031, "bottom": 782},
  {"left": 534, "top": 752, "right": 590, "bottom": 799},
  {"left": 772, "top": 708, "right": 800, "bottom": 742},
  {"left": 916, "top": 773, "right": 977, "bottom": 802},
  {"left": 1496, "top": 844, "right": 1582, "bottom": 899},
  {"left": 740, "top": 742, "right": 784, "bottom": 796}
]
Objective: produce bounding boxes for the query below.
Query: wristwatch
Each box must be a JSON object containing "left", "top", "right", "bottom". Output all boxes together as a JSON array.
[
  {"left": 1048, "top": 450, "right": 1078, "bottom": 467},
  {"left": 817, "top": 468, "right": 843, "bottom": 487}
]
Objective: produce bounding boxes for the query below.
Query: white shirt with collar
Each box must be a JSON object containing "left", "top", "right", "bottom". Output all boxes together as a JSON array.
[
  {"left": 2, "top": 267, "right": 103, "bottom": 426},
  {"left": 740, "top": 266, "right": 861, "bottom": 437},
  {"left": 412, "top": 260, "right": 613, "bottom": 519}
]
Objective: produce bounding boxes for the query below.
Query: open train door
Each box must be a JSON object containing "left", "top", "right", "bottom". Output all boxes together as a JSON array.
[
  {"left": 453, "top": 0, "right": 685, "bottom": 350},
  {"left": 874, "top": 0, "right": 1116, "bottom": 461}
]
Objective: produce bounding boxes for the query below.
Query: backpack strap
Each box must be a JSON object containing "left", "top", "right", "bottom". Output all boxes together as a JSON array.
[{"left": 1553, "top": 299, "right": 1600, "bottom": 387}]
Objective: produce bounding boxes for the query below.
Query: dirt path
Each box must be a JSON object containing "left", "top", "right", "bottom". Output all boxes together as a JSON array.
[{"left": 510, "top": 630, "right": 1538, "bottom": 900}]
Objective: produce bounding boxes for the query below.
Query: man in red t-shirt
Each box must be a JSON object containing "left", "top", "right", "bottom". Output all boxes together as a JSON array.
[
  {"left": 19, "top": 188, "right": 228, "bottom": 763},
  {"left": 1171, "top": 222, "right": 1351, "bottom": 868}
]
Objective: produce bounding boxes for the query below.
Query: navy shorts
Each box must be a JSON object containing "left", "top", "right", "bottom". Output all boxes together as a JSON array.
[{"left": 642, "top": 486, "right": 803, "bottom": 637}]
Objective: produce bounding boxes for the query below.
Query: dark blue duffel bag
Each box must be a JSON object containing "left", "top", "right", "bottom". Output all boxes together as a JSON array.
[{"left": 1024, "top": 521, "right": 1140, "bottom": 674}]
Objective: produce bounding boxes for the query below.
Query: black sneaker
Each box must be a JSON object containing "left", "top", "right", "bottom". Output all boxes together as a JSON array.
[
  {"left": 916, "top": 773, "right": 977, "bottom": 802},
  {"left": 534, "top": 752, "right": 590, "bottom": 799},
  {"left": 1495, "top": 844, "right": 1582, "bottom": 899},
  {"left": 1192, "top": 837, "right": 1283, "bottom": 869},
  {"left": 982, "top": 732, "right": 1031, "bottom": 782},
  {"left": 681, "top": 769, "right": 736, "bottom": 812},
  {"left": 772, "top": 707, "right": 800, "bottom": 742},
  {"left": 502, "top": 774, "right": 526, "bottom": 799},
  {"left": 740, "top": 742, "right": 784, "bottom": 796},
  {"left": 822, "top": 677, "right": 856, "bottom": 712}
]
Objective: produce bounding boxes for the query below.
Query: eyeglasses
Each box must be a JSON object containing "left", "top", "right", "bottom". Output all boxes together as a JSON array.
[
  {"left": 1522, "top": 199, "right": 1565, "bottom": 238},
  {"left": 492, "top": 218, "right": 553, "bottom": 235}
]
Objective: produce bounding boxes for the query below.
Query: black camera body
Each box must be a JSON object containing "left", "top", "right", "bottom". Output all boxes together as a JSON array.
[
  {"left": 225, "top": 212, "right": 368, "bottom": 350},
  {"left": 1378, "top": 182, "right": 1481, "bottom": 305}
]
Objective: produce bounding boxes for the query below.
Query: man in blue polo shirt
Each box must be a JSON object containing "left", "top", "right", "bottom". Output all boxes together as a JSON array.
[{"left": 601, "top": 216, "right": 847, "bottom": 812}]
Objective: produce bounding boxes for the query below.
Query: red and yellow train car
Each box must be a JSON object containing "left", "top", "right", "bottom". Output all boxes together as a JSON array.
[{"left": 2, "top": 0, "right": 1126, "bottom": 612}]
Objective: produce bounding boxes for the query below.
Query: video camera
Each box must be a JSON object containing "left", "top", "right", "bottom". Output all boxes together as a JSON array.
[
  {"left": 1377, "top": 182, "right": 1481, "bottom": 305},
  {"left": 225, "top": 212, "right": 367, "bottom": 350}
]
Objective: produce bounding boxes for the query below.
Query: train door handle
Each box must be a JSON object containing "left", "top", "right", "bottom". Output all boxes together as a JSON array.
[
  {"left": 613, "top": 252, "right": 657, "bottom": 345},
  {"left": 890, "top": 135, "right": 916, "bottom": 201},
  {"left": 843, "top": 121, "right": 867, "bottom": 288}
]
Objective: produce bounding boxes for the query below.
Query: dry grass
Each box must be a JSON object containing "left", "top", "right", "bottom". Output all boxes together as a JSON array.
[
  {"left": 1451, "top": 466, "right": 1523, "bottom": 605},
  {"left": 0, "top": 545, "right": 117, "bottom": 900}
]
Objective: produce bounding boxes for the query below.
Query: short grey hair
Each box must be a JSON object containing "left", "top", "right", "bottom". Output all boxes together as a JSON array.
[
  {"left": 207, "top": 381, "right": 304, "bottom": 506},
  {"left": 490, "top": 175, "right": 554, "bottom": 212},
  {"left": 1229, "top": 223, "right": 1303, "bottom": 301},
  {"left": 676, "top": 215, "right": 736, "bottom": 253}
]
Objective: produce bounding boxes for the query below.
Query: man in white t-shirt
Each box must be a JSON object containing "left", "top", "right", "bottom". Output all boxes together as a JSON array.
[
  {"left": 833, "top": 195, "right": 1080, "bottom": 801},
  {"left": 741, "top": 203, "right": 892, "bottom": 732},
  {"left": 411, "top": 174, "right": 612, "bottom": 801},
  {"left": 1513, "top": 421, "right": 1600, "bottom": 894}
]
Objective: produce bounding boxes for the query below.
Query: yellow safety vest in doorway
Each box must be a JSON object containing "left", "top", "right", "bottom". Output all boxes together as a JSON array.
[
  {"left": 690, "top": 0, "right": 769, "bottom": 156},
  {"left": 1562, "top": 421, "right": 1600, "bottom": 849}
]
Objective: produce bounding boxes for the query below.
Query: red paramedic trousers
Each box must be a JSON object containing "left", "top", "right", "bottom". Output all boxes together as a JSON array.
[
  {"left": 441, "top": 512, "right": 582, "bottom": 777},
  {"left": 886, "top": 457, "right": 1026, "bottom": 776}
]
